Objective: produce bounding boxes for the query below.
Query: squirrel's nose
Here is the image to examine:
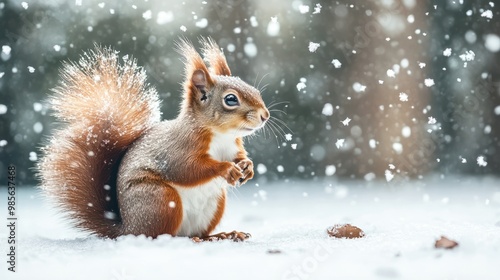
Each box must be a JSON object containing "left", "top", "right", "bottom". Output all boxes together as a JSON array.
[{"left": 260, "top": 110, "right": 270, "bottom": 123}]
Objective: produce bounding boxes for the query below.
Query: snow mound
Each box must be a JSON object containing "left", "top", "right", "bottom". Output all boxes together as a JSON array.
[{"left": 1, "top": 177, "right": 499, "bottom": 280}]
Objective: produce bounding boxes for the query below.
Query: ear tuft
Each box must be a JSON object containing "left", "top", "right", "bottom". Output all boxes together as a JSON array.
[
  {"left": 200, "top": 37, "right": 232, "bottom": 76},
  {"left": 176, "top": 38, "right": 213, "bottom": 106},
  {"left": 176, "top": 38, "right": 213, "bottom": 85}
]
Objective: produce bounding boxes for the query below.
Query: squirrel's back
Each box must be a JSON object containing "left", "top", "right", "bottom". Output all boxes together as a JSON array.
[{"left": 38, "top": 46, "right": 161, "bottom": 238}]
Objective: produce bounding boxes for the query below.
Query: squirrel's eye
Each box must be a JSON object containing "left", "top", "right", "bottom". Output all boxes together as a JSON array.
[{"left": 223, "top": 94, "right": 239, "bottom": 107}]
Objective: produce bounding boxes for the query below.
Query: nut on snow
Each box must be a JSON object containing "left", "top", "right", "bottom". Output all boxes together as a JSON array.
[
  {"left": 327, "top": 224, "right": 365, "bottom": 239},
  {"left": 434, "top": 236, "right": 458, "bottom": 249}
]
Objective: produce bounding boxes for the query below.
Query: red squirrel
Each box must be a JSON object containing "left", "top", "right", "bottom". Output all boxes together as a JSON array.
[{"left": 38, "top": 38, "right": 269, "bottom": 241}]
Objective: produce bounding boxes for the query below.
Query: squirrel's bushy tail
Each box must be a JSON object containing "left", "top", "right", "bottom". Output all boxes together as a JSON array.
[{"left": 38, "top": 46, "right": 160, "bottom": 238}]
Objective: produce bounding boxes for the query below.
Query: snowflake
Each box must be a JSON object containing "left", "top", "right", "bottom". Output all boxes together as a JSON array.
[
  {"left": 313, "top": 3, "right": 322, "bottom": 14},
  {"left": 477, "top": 156, "right": 488, "bottom": 167},
  {"left": 385, "top": 170, "right": 394, "bottom": 182},
  {"left": 322, "top": 103, "right": 334, "bottom": 116},
  {"left": 459, "top": 50, "right": 475, "bottom": 62},
  {"left": 335, "top": 139, "right": 345, "bottom": 149},
  {"left": 443, "top": 48, "right": 452, "bottom": 57},
  {"left": 341, "top": 117, "right": 351, "bottom": 126},
  {"left": 325, "top": 165, "right": 336, "bottom": 176},
  {"left": 481, "top": 10, "right": 493, "bottom": 19},
  {"left": 299, "top": 5, "right": 310, "bottom": 14},
  {"left": 331, "top": 59, "right": 342, "bottom": 68},
  {"left": 308, "top": 42, "right": 320, "bottom": 52},
  {"left": 424, "top": 78, "right": 435, "bottom": 87},
  {"left": 428, "top": 116, "right": 436, "bottom": 124},
  {"left": 399, "top": 92, "right": 408, "bottom": 102}
]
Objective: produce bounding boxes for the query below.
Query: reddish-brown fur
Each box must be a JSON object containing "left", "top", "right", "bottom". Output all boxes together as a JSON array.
[
  {"left": 203, "top": 193, "right": 227, "bottom": 236},
  {"left": 39, "top": 39, "right": 267, "bottom": 240},
  {"left": 38, "top": 47, "right": 160, "bottom": 238}
]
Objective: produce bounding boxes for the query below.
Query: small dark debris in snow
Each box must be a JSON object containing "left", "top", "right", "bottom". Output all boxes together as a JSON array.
[
  {"left": 327, "top": 224, "right": 365, "bottom": 239},
  {"left": 192, "top": 231, "right": 251, "bottom": 242},
  {"left": 434, "top": 236, "right": 459, "bottom": 249},
  {"left": 267, "top": 249, "right": 282, "bottom": 254}
]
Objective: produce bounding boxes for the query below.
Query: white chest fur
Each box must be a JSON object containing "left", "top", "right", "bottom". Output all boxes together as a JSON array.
[
  {"left": 208, "top": 131, "right": 240, "bottom": 161},
  {"left": 174, "top": 179, "right": 226, "bottom": 237},
  {"left": 173, "top": 132, "right": 238, "bottom": 237}
]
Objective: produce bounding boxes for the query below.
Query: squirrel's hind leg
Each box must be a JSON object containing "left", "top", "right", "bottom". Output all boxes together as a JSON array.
[
  {"left": 192, "top": 231, "right": 252, "bottom": 242},
  {"left": 119, "top": 182, "right": 183, "bottom": 238},
  {"left": 191, "top": 192, "right": 251, "bottom": 242}
]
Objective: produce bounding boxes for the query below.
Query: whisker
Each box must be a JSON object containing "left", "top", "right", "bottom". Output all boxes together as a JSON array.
[
  {"left": 264, "top": 121, "right": 281, "bottom": 147},
  {"left": 267, "top": 120, "right": 286, "bottom": 141},
  {"left": 270, "top": 116, "right": 293, "bottom": 134},
  {"left": 259, "top": 83, "right": 269, "bottom": 93},
  {"left": 267, "top": 101, "right": 290, "bottom": 110},
  {"left": 256, "top": 73, "right": 269, "bottom": 92},
  {"left": 270, "top": 108, "right": 288, "bottom": 115},
  {"left": 269, "top": 120, "right": 286, "bottom": 140},
  {"left": 253, "top": 72, "right": 259, "bottom": 88}
]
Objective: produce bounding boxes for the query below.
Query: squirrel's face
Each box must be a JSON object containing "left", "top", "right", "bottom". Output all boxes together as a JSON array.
[
  {"left": 178, "top": 38, "right": 270, "bottom": 137},
  {"left": 203, "top": 76, "right": 269, "bottom": 137}
]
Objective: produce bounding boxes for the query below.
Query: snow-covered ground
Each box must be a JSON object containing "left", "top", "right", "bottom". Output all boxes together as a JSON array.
[{"left": 1, "top": 176, "right": 500, "bottom": 280}]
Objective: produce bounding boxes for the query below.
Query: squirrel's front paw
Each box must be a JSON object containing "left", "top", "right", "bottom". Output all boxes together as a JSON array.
[
  {"left": 223, "top": 162, "right": 243, "bottom": 186},
  {"left": 237, "top": 159, "right": 254, "bottom": 185}
]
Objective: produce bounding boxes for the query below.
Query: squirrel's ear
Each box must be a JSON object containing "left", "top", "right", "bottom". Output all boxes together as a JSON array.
[
  {"left": 191, "top": 69, "right": 209, "bottom": 102},
  {"left": 201, "top": 37, "right": 232, "bottom": 76},
  {"left": 176, "top": 38, "right": 214, "bottom": 103}
]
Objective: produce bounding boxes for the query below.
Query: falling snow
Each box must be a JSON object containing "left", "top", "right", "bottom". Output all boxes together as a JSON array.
[
  {"left": 459, "top": 50, "right": 475, "bottom": 62},
  {"left": 0, "top": 104, "right": 7, "bottom": 114},
  {"left": 384, "top": 170, "right": 394, "bottom": 182},
  {"left": 443, "top": 48, "right": 452, "bottom": 57},
  {"left": 484, "top": 34, "right": 500, "bottom": 52},
  {"left": 322, "top": 103, "right": 334, "bottom": 116},
  {"left": 477, "top": 156, "right": 488, "bottom": 167},
  {"left": 399, "top": 92, "right": 408, "bottom": 102},
  {"left": 312, "top": 3, "right": 322, "bottom": 14},
  {"left": 325, "top": 165, "right": 336, "bottom": 176},
  {"left": 296, "top": 82, "right": 306, "bottom": 91},
  {"left": 267, "top": 17, "right": 280, "bottom": 36},
  {"left": 298, "top": 5, "right": 309, "bottom": 14},
  {"left": 424, "top": 78, "right": 435, "bottom": 87},
  {"left": 481, "top": 10, "right": 493, "bottom": 19},
  {"left": 352, "top": 82, "right": 366, "bottom": 92},
  {"left": 335, "top": 139, "right": 345, "bottom": 149},
  {"left": 331, "top": 59, "right": 342, "bottom": 68},
  {"left": 2, "top": 45, "right": 11, "bottom": 55},
  {"left": 340, "top": 117, "right": 351, "bottom": 126},
  {"left": 308, "top": 42, "right": 320, "bottom": 52}
]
